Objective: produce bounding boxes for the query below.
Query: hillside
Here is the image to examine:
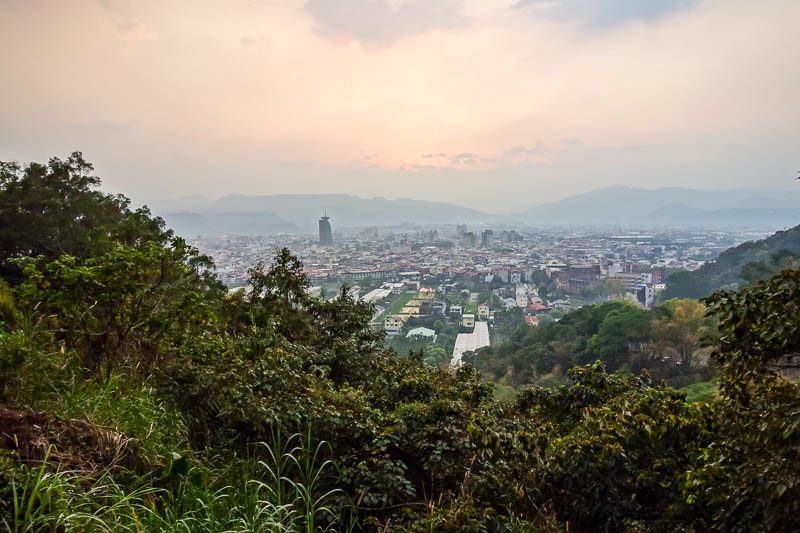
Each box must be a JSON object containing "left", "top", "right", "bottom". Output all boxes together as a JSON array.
[{"left": 662, "top": 224, "right": 800, "bottom": 299}]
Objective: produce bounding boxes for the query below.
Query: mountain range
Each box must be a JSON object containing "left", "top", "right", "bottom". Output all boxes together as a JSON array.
[
  {"left": 157, "top": 194, "right": 490, "bottom": 236},
  {"left": 518, "top": 186, "right": 800, "bottom": 226},
  {"left": 152, "top": 186, "right": 800, "bottom": 236}
]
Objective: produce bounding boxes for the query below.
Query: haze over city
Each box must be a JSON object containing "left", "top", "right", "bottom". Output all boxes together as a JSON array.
[{"left": 1, "top": 0, "right": 798, "bottom": 211}]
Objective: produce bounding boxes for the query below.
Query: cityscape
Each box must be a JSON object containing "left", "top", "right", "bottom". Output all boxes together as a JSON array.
[
  {"left": 185, "top": 212, "right": 770, "bottom": 368},
  {"left": 3, "top": 0, "right": 799, "bottom": 530}
]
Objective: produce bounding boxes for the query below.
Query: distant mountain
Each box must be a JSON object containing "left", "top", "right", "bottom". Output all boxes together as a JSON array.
[
  {"left": 162, "top": 211, "right": 301, "bottom": 237},
  {"left": 155, "top": 186, "right": 800, "bottom": 235},
  {"left": 519, "top": 186, "right": 800, "bottom": 227},
  {"left": 157, "top": 194, "right": 493, "bottom": 235},
  {"left": 661, "top": 224, "right": 800, "bottom": 299},
  {"left": 650, "top": 205, "right": 800, "bottom": 228}
]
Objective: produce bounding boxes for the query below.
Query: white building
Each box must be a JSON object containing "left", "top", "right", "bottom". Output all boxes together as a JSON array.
[
  {"left": 384, "top": 315, "right": 405, "bottom": 336},
  {"left": 462, "top": 314, "right": 475, "bottom": 328},
  {"left": 407, "top": 327, "right": 437, "bottom": 341},
  {"left": 610, "top": 271, "right": 654, "bottom": 293}
]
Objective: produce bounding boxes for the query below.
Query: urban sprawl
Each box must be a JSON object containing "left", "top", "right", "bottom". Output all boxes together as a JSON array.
[{"left": 187, "top": 216, "right": 767, "bottom": 367}]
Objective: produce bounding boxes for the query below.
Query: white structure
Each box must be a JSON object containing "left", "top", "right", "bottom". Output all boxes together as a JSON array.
[
  {"left": 610, "top": 271, "right": 654, "bottom": 292},
  {"left": 360, "top": 287, "right": 393, "bottom": 303},
  {"left": 477, "top": 303, "right": 489, "bottom": 320},
  {"left": 384, "top": 315, "right": 405, "bottom": 336},
  {"left": 462, "top": 313, "right": 475, "bottom": 328},
  {"left": 515, "top": 286, "right": 529, "bottom": 308},
  {"left": 451, "top": 321, "right": 490, "bottom": 368},
  {"left": 407, "top": 327, "right": 437, "bottom": 341}
]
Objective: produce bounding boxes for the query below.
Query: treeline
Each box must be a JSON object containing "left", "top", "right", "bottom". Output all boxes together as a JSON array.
[
  {"left": 466, "top": 298, "right": 714, "bottom": 388},
  {"left": 1, "top": 154, "right": 800, "bottom": 532}
]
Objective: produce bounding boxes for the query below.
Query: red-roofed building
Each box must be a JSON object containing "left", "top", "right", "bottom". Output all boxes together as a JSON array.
[
  {"left": 525, "top": 316, "right": 539, "bottom": 326},
  {"left": 526, "top": 302, "right": 548, "bottom": 314}
]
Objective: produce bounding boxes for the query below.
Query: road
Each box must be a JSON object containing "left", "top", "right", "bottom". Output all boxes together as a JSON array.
[{"left": 450, "top": 321, "right": 490, "bottom": 368}]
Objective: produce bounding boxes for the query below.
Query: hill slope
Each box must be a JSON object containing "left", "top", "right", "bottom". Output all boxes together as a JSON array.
[{"left": 662, "top": 224, "right": 800, "bottom": 299}]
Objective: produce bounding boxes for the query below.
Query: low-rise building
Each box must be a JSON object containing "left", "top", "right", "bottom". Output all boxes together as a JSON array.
[
  {"left": 407, "top": 327, "right": 437, "bottom": 341},
  {"left": 462, "top": 313, "right": 475, "bottom": 329},
  {"left": 477, "top": 303, "right": 490, "bottom": 320},
  {"left": 384, "top": 315, "right": 405, "bottom": 336}
]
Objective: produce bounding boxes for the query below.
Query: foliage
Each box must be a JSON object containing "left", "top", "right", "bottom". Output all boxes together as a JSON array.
[
  {"left": 0, "top": 153, "right": 172, "bottom": 283},
  {"left": 2, "top": 433, "right": 349, "bottom": 533},
  {"left": 3, "top": 154, "right": 800, "bottom": 532},
  {"left": 467, "top": 299, "right": 715, "bottom": 388},
  {"left": 686, "top": 268, "right": 800, "bottom": 532}
]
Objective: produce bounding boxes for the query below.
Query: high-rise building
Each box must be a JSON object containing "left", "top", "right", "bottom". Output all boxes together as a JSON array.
[
  {"left": 319, "top": 213, "right": 332, "bottom": 245},
  {"left": 481, "top": 229, "right": 493, "bottom": 247}
]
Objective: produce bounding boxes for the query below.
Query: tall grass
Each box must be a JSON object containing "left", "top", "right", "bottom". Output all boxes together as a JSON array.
[
  {"left": 51, "top": 372, "right": 190, "bottom": 465},
  {"left": 1, "top": 430, "right": 356, "bottom": 533}
]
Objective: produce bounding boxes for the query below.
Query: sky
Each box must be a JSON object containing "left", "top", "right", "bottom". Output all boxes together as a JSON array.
[{"left": 0, "top": 0, "right": 798, "bottom": 212}]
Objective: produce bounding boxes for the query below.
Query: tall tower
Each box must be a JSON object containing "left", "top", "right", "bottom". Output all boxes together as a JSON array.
[
  {"left": 319, "top": 213, "right": 332, "bottom": 245},
  {"left": 481, "top": 229, "right": 493, "bottom": 247}
]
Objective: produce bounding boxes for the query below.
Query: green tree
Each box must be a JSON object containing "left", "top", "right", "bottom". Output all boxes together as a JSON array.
[
  {"left": 0, "top": 152, "right": 170, "bottom": 282},
  {"left": 584, "top": 304, "right": 651, "bottom": 371},
  {"left": 247, "top": 247, "right": 314, "bottom": 342},
  {"left": 651, "top": 298, "right": 710, "bottom": 367},
  {"left": 13, "top": 239, "right": 221, "bottom": 374},
  {"left": 689, "top": 268, "right": 800, "bottom": 532}
]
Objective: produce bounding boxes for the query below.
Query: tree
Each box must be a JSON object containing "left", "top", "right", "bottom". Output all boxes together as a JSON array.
[
  {"left": 651, "top": 298, "right": 709, "bottom": 367},
  {"left": 13, "top": 239, "right": 221, "bottom": 374},
  {"left": 584, "top": 305, "right": 651, "bottom": 371},
  {"left": 247, "top": 247, "right": 314, "bottom": 342},
  {"left": 689, "top": 268, "right": 800, "bottom": 532},
  {"left": 0, "top": 152, "right": 171, "bottom": 282}
]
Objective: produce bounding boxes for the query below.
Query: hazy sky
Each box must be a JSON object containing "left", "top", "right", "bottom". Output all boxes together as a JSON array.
[{"left": 1, "top": 0, "right": 798, "bottom": 211}]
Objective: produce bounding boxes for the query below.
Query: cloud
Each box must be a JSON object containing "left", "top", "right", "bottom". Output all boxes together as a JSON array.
[
  {"left": 303, "top": 0, "right": 465, "bottom": 47},
  {"left": 501, "top": 140, "right": 584, "bottom": 164},
  {"left": 449, "top": 153, "right": 479, "bottom": 165},
  {"left": 98, "top": 0, "right": 157, "bottom": 41},
  {"left": 516, "top": 0, "right": 699, "bottom": 29}
]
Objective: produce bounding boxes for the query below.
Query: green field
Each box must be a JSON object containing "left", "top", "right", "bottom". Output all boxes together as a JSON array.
[{"left": 375, "top": 292, "right": 417, "bottom": 323}]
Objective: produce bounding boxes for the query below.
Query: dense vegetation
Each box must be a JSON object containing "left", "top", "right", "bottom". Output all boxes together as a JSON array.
[
  {"left": 466, "top": 298, "right": 714, "bottom": 389},
  {"left": 661, "top": 225, "right": 800, "bottom": 299},
  {"left": 1, "top": 154, "right": 800, "bottom": 531}
]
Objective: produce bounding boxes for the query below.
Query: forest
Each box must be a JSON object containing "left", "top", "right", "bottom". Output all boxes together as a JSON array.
[
  {"left": 465, "top": 298, "right": 715, "bottom": 390},
  {"left": 1, "top": 154, "right": 800, "bottom": 532}
]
